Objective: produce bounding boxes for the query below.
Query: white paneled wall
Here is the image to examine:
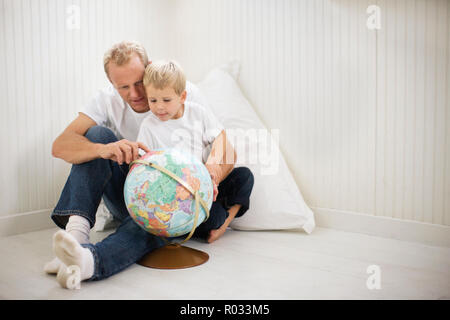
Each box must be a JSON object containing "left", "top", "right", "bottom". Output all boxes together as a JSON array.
[
  {"left": 375, "top": 0, "right": 449, "bottom": 224},
  {"left": 0, "top": 0, "right": 449, "bottom": 237},
  {"left": 0, "top": 0, "right": 171, "bottom": 217},
  {"left": 169, "top": 0, "right": 449, "bottom": 227}
]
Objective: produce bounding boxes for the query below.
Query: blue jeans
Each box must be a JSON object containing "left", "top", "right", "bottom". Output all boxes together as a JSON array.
[{"left": 51, "top": 126, "right": 254, "bottom": 281}]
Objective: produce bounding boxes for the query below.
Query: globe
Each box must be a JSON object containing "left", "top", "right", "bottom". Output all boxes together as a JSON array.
[{"left": 124, "top": 148, "right": 213, "bottom": 238}]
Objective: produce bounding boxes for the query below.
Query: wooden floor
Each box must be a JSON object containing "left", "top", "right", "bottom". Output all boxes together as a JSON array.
[{"left": 1, "top": 226, "right": 449, "bottom": 300}]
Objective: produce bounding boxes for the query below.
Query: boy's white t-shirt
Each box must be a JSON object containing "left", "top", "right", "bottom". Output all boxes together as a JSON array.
[
  {"left": 137, "top": 101, "right": 224, "bottom": 163},
  {"left": 80, "top": 81, "right": 208, "bottom": 142}
]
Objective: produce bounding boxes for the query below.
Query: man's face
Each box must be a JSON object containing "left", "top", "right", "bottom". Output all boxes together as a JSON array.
[{"left": 108, "top": 53, "right": 149, "bottom": 113}]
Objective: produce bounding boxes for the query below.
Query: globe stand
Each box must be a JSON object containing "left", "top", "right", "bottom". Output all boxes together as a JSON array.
[{"left": 138, "top": 243, "right": 209, "bottom": 269}]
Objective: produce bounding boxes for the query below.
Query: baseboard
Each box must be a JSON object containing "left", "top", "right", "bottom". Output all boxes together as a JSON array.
[
  {"left": 0, "top": 209, "right": 55, "bottom": 237},
  {"left": 2, "top": 207, "right": 450, "bottom": 248},
  {"left": 312, "top": 207, "right": 450, "bottom": 247}
]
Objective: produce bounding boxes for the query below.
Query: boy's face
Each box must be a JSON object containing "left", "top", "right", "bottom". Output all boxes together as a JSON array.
[{"left": 145, "top": 85, "right": 187, "bottom": 121}]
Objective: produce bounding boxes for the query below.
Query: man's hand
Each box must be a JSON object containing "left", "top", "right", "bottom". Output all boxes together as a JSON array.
[{"left": 98, "top": 139, "right": 150, "bottom": 165}]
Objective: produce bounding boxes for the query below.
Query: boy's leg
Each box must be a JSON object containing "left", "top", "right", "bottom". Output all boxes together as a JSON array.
[{"left": 194, "top": 167, "right": 254, "bottom": 243}]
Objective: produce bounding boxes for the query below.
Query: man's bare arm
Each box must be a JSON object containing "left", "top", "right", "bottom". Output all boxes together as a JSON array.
[
  {"left": 52, "top": 113, "right": 101, "bottom": 164},
  {"left": 52, "top": 113, "right": 150, "bottom": 164}
]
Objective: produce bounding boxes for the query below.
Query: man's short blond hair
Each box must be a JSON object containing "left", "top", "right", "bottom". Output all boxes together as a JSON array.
[
  {"left": 103, "top": 41, "right": 149, "bottom": 77},
  {"left": 143, "top": 60, "right": 186, "bottom": 95}
]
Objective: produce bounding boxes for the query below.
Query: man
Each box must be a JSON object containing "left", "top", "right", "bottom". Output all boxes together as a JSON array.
[{"left": 46, "top": 41, "right": 238, "bottom": 288}]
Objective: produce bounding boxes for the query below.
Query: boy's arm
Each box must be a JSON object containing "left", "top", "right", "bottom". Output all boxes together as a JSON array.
[{"left": 205, "top": 130, "right": 236, "bottom": 185}]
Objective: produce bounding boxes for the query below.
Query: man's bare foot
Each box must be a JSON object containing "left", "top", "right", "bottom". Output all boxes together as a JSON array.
[{"left": 207, "top": 226, "right": 228, "bottom": 243}]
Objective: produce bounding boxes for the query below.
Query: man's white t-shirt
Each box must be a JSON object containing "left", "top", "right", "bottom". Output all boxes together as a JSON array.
[
  {"left": 137, "top": 101, "right": 224, "bottom": 163},
  {"left": 80, "top": 81, "right": 209, "bottom": 142}
]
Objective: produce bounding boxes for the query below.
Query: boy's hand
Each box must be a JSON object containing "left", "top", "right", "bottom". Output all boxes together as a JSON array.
[
  {"left": 206, "top": 164, "right": 220, "bottom": 202},
  {"left": 212, "top": 180, "right": 218, "bottom": 202}
]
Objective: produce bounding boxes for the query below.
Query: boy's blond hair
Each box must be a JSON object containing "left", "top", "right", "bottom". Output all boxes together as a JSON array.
[
  {"left": 103, "top": 41, "right": 148, "bottom": 77},
  {"left": 143, "top": 60, "right": 186, "bottom": 95}
]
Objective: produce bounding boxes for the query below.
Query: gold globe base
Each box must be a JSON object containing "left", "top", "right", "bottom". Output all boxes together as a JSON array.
[{"left": 137, "top": 243, "right": 209, "bottom": 269}]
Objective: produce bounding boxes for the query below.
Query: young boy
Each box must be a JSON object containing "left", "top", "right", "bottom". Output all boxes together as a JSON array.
[{"left": 138, "top": 60, "right": 254, "bottom": 243}]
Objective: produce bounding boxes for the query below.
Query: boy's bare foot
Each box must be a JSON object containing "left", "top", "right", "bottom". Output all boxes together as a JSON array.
[
  {"left": 207, "top": 226, "right": 228, "bottom": 243},
  {"left": 206, "top": 204, "right": 242, "bottom": 243}
]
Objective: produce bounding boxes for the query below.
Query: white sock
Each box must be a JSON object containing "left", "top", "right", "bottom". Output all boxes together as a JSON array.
[
  {"left": 44, "top": 257, "right": 62, "bottom": 274},
  {"left": 53, "top": 230, "right": 94, "bottom": 289},
  {"left": 44, "top": 216, "right": 90, "bottom": 275},
  {"left": 65, "top": 215, "right": 91, "bottom": 244}
]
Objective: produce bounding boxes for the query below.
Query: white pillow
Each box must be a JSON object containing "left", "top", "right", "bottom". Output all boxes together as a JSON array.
[{"left": 197, "top": 61, "right": 315, "bottom": 234}]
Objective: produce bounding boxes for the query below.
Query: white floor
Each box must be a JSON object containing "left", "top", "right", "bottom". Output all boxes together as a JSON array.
[{"left": 1, "top": 226, "right": 449, "bottom": 300}]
